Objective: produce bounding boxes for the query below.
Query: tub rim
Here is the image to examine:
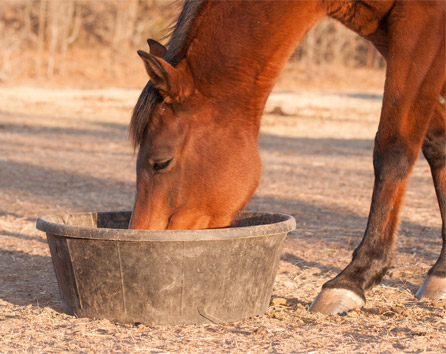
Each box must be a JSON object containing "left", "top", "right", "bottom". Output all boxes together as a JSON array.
[{"left": 36, "top": 210, "right": 296, "bottom": 242}]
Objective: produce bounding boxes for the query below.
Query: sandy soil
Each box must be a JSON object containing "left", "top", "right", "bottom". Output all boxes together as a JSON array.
[{"left": 1, "top": 77, "right": 445, "bottom": 353}]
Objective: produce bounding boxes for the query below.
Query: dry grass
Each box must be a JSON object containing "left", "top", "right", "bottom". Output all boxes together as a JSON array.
[{"left": 1, "top": 70, "right": 445, "bottom": 353}]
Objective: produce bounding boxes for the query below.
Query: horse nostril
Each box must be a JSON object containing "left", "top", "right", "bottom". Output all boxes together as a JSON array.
[{"left": 150, "top": 157, "right": 174, "bottom": 171}]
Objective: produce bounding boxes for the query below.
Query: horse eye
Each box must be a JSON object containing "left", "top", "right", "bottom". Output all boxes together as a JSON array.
[{"left": 152, "top": 158, "right": 173, "bottom": 171}]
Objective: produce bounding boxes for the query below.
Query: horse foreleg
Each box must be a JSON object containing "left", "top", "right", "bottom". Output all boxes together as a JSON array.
[
  {"left": 309, "top": 149, "right": 409, "bottom": 314},
  {"left": 310, "top": 5, "right": 445, "bottom": 314},
  {"left": 417, "top": 90, "right": 446, "bottom": 300}
]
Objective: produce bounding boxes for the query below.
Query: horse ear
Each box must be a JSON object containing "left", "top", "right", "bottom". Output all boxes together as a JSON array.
[
  {"left": 137, "top": 50, "right": 193, "bottom": 103},
  {"left": 147, "top": 39, "right": 167, "bottom": 58}
]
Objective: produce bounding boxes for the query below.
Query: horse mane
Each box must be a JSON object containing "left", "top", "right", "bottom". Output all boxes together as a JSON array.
[{"left": 129, "top": 0, "right": 206, "bottom": 149}]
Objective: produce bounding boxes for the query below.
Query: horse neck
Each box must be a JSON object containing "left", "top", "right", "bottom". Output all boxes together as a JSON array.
[{"left": 181, "top": 0, "right": 324, "bottom": 125}]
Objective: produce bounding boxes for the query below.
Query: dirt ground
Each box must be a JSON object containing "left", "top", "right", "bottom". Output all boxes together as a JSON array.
[{"left": 1, "top": 68, "right": 445, "bottom": 353}]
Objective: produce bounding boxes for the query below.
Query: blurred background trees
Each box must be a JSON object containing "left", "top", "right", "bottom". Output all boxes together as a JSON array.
[{"left": 0, "top": 0, "right": 385, "bottom": 86}]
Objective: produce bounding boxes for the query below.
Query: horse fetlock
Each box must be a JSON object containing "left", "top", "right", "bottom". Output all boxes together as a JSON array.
[
  {"left": 347, "top": 248, "right": 392, "bottom": 290},
  {"left": 309, "top": 288, "right": 365, "bottom": 315}
]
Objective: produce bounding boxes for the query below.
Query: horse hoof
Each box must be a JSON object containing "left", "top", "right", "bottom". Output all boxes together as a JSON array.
[
  {"left": 416, "top": 275, "right": 446, "bottom": 300},
  {"left": 309, "top": 288, "right": 365, "bottom": 315}
]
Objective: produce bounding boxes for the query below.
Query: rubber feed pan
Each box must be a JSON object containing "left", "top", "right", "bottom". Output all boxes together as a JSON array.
[{"left": 36, "top": 211, "right": 296, "bottom": 325}]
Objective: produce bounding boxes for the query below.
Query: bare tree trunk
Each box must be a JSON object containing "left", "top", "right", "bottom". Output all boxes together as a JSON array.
[
  {"left": 23, "top": 0, "right": 37, "bottom": 44},
  {"left": 122, "top": 0, "right": 138, "bottom": 43},
  {"left": 366, "top": 42, "right": 374, "bottom": 68},
  {"left": 36, "top": 0, "right": 47, "bottom": 78},
  {"left": 66, "top": 2, "right": 82, "bottom": 45},
  {"left": 59, "top": 0, "right": 82, "bottom": 76},
  {"left": 47, "top": 1, "right": 59, "bottom": 79},
  {"left": 305, "top": 29, "right": 315, "bottom": 80},
  {"left": 111, "top": 0, "right": 138, "bottom": 75},
  {"left": 0, "top": 21, "right": 21, "bottom": 82}
]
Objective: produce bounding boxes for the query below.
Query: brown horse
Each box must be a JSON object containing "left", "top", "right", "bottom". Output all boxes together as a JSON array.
[{"left": 129, "top": 0, "right": 445, "bottom": 314}]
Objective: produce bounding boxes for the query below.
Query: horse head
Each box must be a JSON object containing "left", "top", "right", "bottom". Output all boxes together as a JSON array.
[{"left": 128, "top": 40, "right": 261, "bottom": 230}]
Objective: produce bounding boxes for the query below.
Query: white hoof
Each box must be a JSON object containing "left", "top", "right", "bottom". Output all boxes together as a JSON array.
[
  {"left": 416, "top": 275, "right": 446, "bottom": 300},
  {"left": 309, "top": 288, "right": 365, "bottom": 315}
]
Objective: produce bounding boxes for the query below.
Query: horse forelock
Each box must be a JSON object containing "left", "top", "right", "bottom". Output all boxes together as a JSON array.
[
  {"left": 129, "top": 83, "right": 161, "bottom": 150},
  {"left": 129, "top": 0, "right": 206, "bottom": 149}
]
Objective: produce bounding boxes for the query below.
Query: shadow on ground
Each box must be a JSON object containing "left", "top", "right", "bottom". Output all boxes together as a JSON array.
[{"left": 0, "top": 247, "right": 61, "bottom": 310}]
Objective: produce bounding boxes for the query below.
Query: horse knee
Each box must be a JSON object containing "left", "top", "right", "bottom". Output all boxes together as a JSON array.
[
  {"left": 373, "top": 139, "right": 417, "bottom": 181},
  {"left": 422, "top": 102, "right": 446, "bottom": 167},
  {"left": 422, "top": 133, "right": 446, "bottom": 171}
]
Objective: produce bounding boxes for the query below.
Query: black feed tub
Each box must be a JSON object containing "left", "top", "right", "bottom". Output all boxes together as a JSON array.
[{"left": 36, "top": 211, "right": 296, "bottom": 325}]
